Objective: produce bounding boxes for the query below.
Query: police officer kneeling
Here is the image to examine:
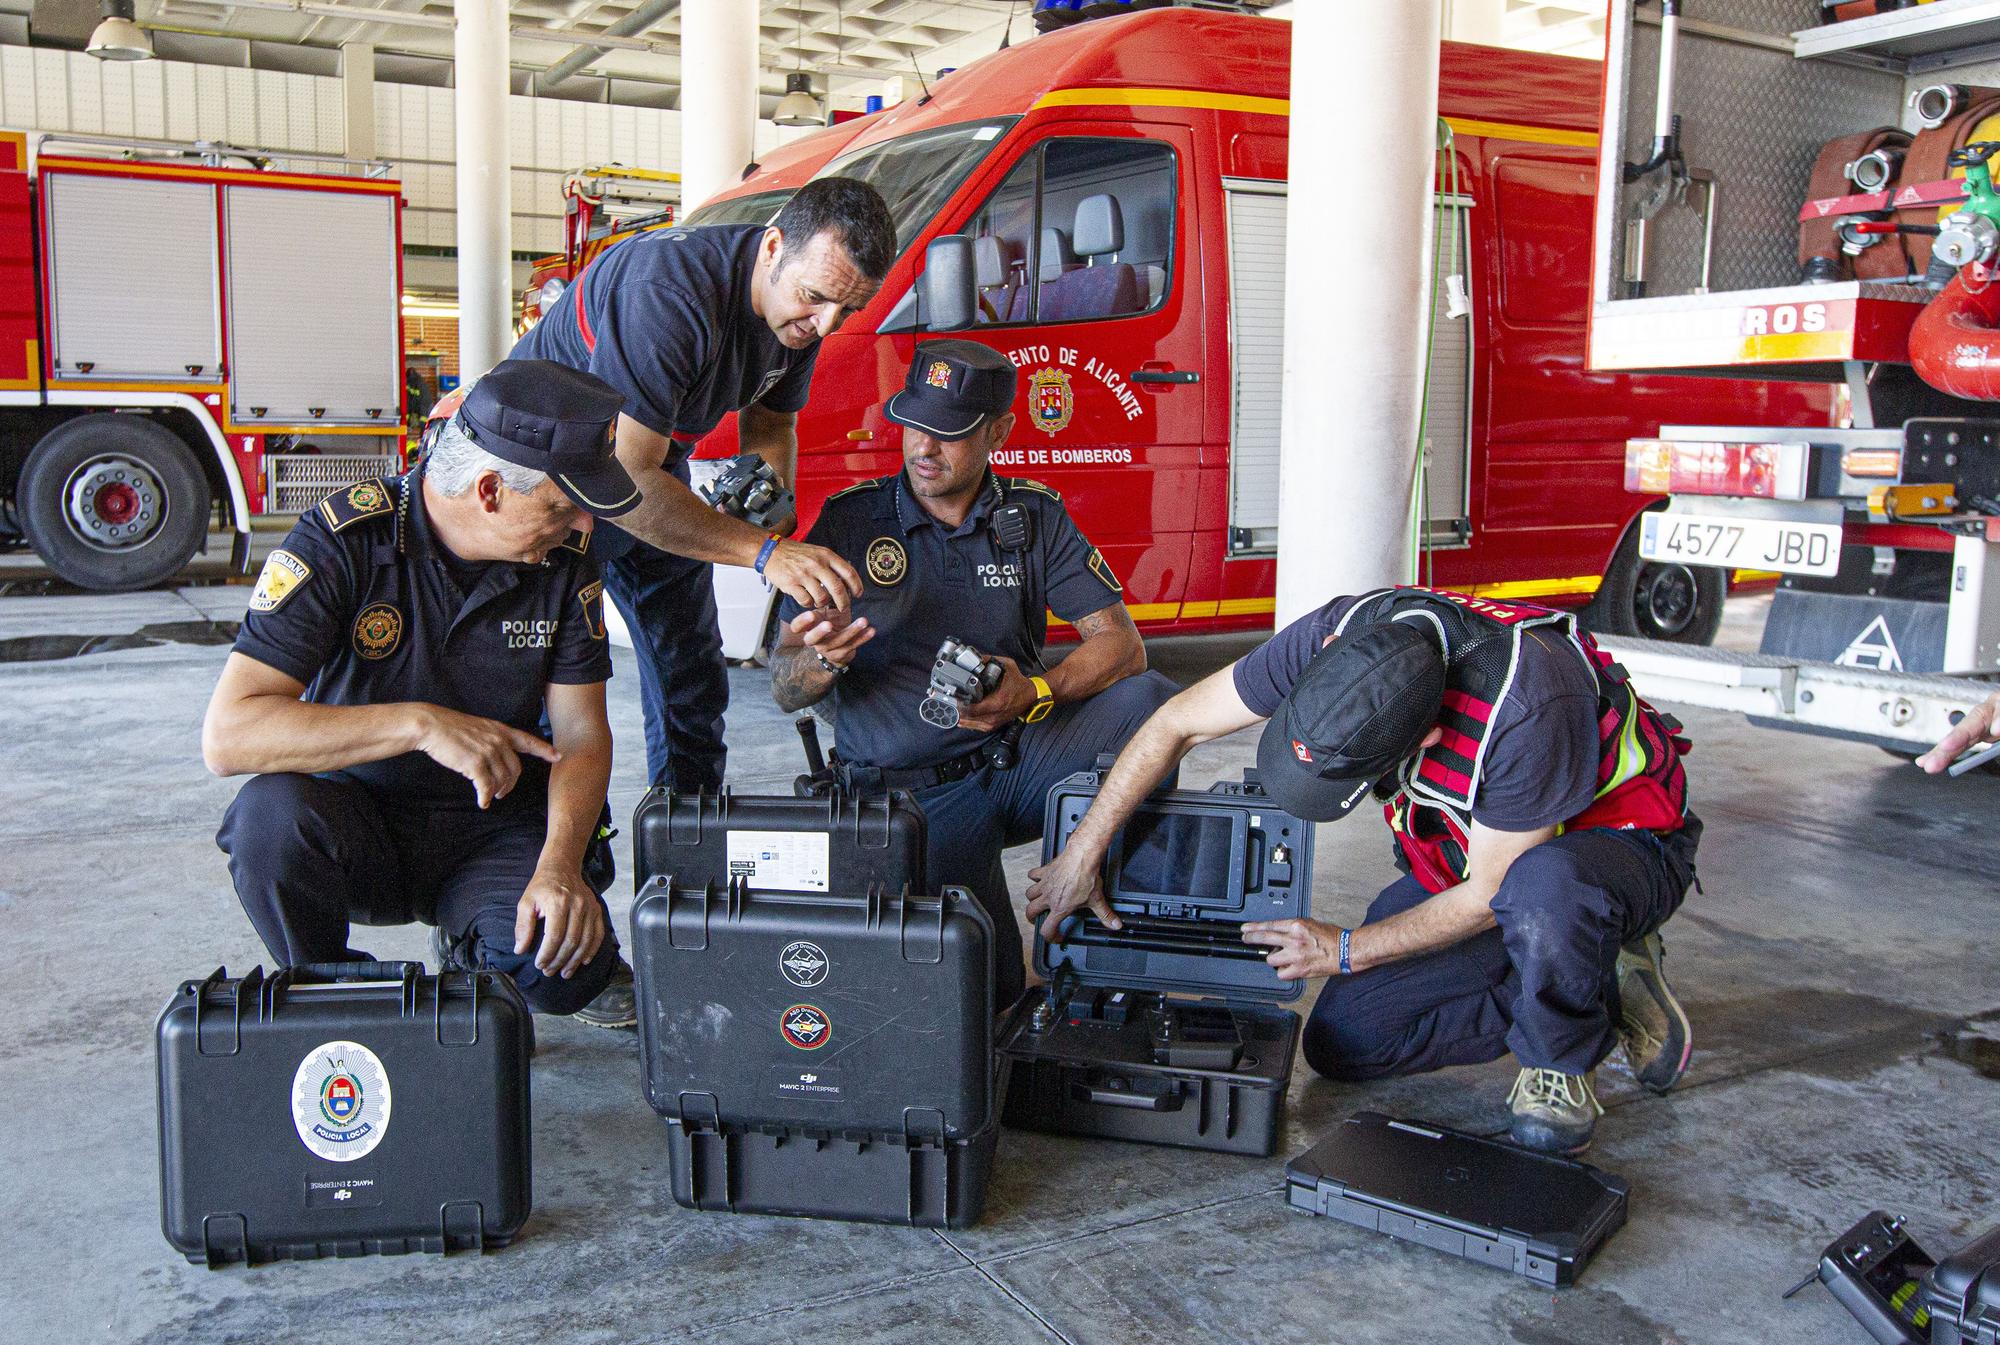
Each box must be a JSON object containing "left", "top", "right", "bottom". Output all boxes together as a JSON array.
[
  {"left": 771, "top": 340, "right": 1177, "bottom": 1008},
  {"left": 1026, "top": 588, "right": 1701, "bottom": 1155},
  {"left": 205, "top": 361, "right": 631, "bottom": 1022}
]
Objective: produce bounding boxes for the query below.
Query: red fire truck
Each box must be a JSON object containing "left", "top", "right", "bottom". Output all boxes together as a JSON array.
[
  {"left": 0, "top": 132, "right": 407, "bottom": 591},
  {"left": 656, "top": 6, "right": 1837, "bottom": 657}
]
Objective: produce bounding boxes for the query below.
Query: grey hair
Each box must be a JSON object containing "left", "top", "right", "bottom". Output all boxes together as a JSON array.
[{"left": 424, "top": 413, "right": 548, "bottom": 498}]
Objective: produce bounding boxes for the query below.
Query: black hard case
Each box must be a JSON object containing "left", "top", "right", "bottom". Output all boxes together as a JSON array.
[
  {"left": 157, "top": 963, "right": 532, "bottom": 1266},
  {"left": 996, "top": 768, "right": 1310, "bottom": 1157},
  {"left": 1285, "top": 1112, "right": 1629, "bottom": 1287},
  {"left": 633, "top": 786, "right": 928, "bottom": 896},
  {"left": 1924, "top": 1224, "right": 2000, "bottom": 1345},
  {"left": 631, "top": 877, "right": 996, "bottom": 1227}
]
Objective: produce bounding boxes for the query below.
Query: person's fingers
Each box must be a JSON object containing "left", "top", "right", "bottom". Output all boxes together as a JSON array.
[
  {"left": 820, "top": 551, "right": 863, "bottom": 604},
  {"left": 568, "top": 904, "right": 605, "bottom": 974},
  {"left": 535, "top": 896, "right": 570, "bottom": 974},
  {"left": 506, "top": 726, "right": 562, "bottom": 763},
  {"left": 1239, "top": 928, "right": 1287, "bottom": 948},
  {"left": 513, "top": 894, "right": 538, "bottom": 955},
  {"left": 799, "top": 619, "right": 837, "bottom": 648},
  {"left": 788, "top": 608, "right": 819, "bottom": 633},
  {"left": 549, "top": 903, "right": 586, "bottom": 978},
  {"left": 489, "top": 748, "right": 521, "bottom": 802},
  {"left": 1086, "top": 886, "right": 1122, "bottom": 931}
]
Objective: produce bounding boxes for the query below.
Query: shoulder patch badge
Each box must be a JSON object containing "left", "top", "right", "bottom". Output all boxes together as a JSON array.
[
  {"left": 866, "top": 536, "right": 907, "bottom": 587},
  {"left": 318, "top": 478, "right": 395, "bottom": 533},
  {"left": 250, "top": 549, "right": 312, "bottom": 612},
  {"left": 578, "top": 579, "right": 606, "bottom": 641},
  {"left": 352, "top": 603, "right": 403, "bottom": 660},
  {"left": 1086, "top": 547, "right": 1124, "bottom": 593},
  {"left": 1008, "top": 477, "right": 1062, "bottom": 501}
]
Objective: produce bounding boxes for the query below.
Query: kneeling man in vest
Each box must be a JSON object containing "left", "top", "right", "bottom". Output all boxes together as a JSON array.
[{"left": 1025, "top": 587, "right": 1699, "bottom": 1154}]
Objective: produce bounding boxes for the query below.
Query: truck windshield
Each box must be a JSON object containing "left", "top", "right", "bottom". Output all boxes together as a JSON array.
[
  {"left": 682, "top": 189, "right": 794, "bottom": 229},
  {"left": 813, "top": 118, "right": 1021, "bottom": 257}
]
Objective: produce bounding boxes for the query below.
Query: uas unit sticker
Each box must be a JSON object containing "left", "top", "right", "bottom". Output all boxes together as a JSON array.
[
  {"left": 780, "top": 1003, "right": 831, "bottom": 1050},
  {"left": 780, "top": 940, "right": 830, "bottom": 988},
  {"left": 291, "top": 1040, "right": 393, "bottom": 1162}
]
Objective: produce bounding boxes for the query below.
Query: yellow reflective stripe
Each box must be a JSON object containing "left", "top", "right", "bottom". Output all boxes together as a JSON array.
[
  {"left": 1216, "top": 596, "right": 1276, "bottom": 616},
  {"left": 1465, "top": 575, "right": 1603, "bottom": 601},
  {"left": 1027, "top": 90, "right": 1599, "bottom": 150},
  {"left": 1594, "top": 687, "right": 1650, "bottom": 802}
]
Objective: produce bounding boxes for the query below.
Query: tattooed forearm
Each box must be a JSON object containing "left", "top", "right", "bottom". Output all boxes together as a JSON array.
[{"left": 770, "top": 646, "right": 837, "bottom": 713}]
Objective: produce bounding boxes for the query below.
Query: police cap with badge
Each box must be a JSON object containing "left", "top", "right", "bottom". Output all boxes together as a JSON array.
[
  {"left": 886, "top": 339, "right": 1018, "bottom": 441},
  {"left": 458, "top": 360, "right": 640, "bottom": 518}
]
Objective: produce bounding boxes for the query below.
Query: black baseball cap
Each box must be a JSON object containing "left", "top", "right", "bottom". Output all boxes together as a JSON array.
[
  {"left": 1255, "top": 620, "right": 1449, "bottom": 822},
  {"left": 884, "top": 339, "right": 1018, "bottom": 440},
  {"left": 458, "top": 359, "right": 640, "bottom": 518}
]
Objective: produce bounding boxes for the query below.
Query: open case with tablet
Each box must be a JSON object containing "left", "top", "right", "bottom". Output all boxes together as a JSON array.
[{"left": 995, "top": 765, "right": 1312, "bottom": 1157}]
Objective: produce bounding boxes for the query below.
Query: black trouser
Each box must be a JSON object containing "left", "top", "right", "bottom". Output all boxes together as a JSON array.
[
  {"left": 1303, "top": 817, "right": 1700, "bottom": 1081},
  {"left": 905, "top": 670, "right": 1180, "bottom": 1010},
  {"left": 597, "top": 460, "right": 728, "bottom": 793},
  {"left": 216, "top": 773, "right": 620, "bottom": 1016}
]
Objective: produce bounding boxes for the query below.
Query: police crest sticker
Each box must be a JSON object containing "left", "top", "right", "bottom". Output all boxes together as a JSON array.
[
  {"left": 780, "top": 940, "right": 830, "bottom": 989},
  {"left": 1029, "top": 367, "right": 1074, "bottom": 436},
  {"left": 250, "top": 549, "right": 311, "bottom": 612},
  {"left": 352, "top": 603, "right": 403, "bottom": 659},
  {"left": 866, "top": 536, "right": 907, "bottom": 587},
  {"left": 291, "top": 1041, "right": 392, "bottom": 1162},
  {"left": 780, "top": 1003, "right": 831, "bottom": 1050}
]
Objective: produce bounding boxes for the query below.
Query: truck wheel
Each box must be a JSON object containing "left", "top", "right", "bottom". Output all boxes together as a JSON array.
[
  {"left": 1586, "top": 525, "right": 1725, "bottom": 645},
  {"left": 17, "top": 415, "right": 210, "bottom": 592}
]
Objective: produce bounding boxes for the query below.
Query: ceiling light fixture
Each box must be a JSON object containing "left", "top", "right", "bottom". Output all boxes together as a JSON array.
[
  {"left": 773, "top": 6, "right": 824, "bottom": 127},
  {"left": 86, "top": 0, "right": 154, "bottom": 61}
]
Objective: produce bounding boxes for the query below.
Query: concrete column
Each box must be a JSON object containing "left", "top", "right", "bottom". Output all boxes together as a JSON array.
[
  {"left": 678, "top": 0, "right": 760, "bottom": 213},
  {"left": 453, "top": 0, "right": 512, "bottom": 381},
  {"left": 1274, "top": 1, "right": 1440, "bottom": 624},
  {"left": 341, "top": 42, "right": 375, "bottom": 160}
]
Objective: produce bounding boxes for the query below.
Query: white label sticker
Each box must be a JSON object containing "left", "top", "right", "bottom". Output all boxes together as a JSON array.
[
  {"left": 291, "top": 1040, "right": 392, "bottom": 1163},
  {"left": 726, "top": 830, "right": 831, "bottom": 893}
]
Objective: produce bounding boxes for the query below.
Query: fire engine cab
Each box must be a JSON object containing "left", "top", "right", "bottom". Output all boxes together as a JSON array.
[
  {"left": 655, "top": 6, "right": 1837, "bottom": 658},
  {"left": 0, "top": 132, "right": 406, "bottom": 591}
]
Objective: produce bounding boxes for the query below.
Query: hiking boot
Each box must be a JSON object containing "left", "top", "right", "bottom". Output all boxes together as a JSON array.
[
  {"left": 1507, "top": 1067, "right": 1603, "bottom": 1155},
  {"left": 1615, "top": 931, "right": 1692, "bottom": 1094},
  {"left": 573, "top": 958, "right": 637, "bottom": 1030}
]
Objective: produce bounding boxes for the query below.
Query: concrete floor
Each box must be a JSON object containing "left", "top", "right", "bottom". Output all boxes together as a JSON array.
[{"left": 1, "top": 586, "right": 1996, "bottom": 1345}]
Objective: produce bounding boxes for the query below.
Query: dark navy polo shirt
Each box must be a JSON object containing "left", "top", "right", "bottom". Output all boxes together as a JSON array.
[
  {"left": 779, "top": 470, "right": 1125, "bottom": 771},
  {"left": 510, "top": 222, "right": 818, "bottom": 461},
  {"left": 231, "top": 471, "right": 613, "bottom": 805},
  {"left": 1233, "top": 596, "right": 1600, "bottom": 831}
]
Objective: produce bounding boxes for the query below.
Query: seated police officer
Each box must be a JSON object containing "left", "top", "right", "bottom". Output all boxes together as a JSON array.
[
  {"left": 204, "top": 361, "right": 630, "bottom": 1023},
  {"left": 1026, "top": 587, "right": 1701, "bottom": 1154},
  {"left": 770, "top": 340, "right": 1177, "bottom": 1007}
]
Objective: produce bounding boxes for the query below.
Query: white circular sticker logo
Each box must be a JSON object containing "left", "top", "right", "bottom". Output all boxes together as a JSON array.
[
  {"left": 291, "top": 1040, "right": 392, "bottom": 1162},
  {"left": 780, "top": 940, "right": 830, "bottom": 988}
]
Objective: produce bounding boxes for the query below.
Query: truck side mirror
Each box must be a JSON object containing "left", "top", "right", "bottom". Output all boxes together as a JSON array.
[{"left": 920, "top": 235, "right": 978, "bottom": 331}]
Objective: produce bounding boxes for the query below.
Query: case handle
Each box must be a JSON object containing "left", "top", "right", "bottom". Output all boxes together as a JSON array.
[
  {"left": 1073, "top": 1076, "right": 1185, "bottom": 1112},
  {"left": 279, "top": 961, "right": 423, "bottom": 984}
]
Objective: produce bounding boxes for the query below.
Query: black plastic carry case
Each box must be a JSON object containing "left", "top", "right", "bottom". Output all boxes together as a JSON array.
[
  {"left": 633, "top": 786, "right": 927, "bottom": 897},
  {"left": 632, "top": 876, "right": 996, "bottom": 1227},
  {"left": 995, "top": 767, "right": 1310, "bottom": 1157},
  {"left": 1925, "top": 1224, "right": 2000, "bottom": 1345},
  {"left": 1285, "top": 1112, "right": 1629, "bottom": 1288},
  {"left": 156, "top": 962, "right": 532, "bottom": 1266}
]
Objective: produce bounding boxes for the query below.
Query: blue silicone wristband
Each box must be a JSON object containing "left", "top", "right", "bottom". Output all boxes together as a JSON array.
[
  {"left": 1338, "top": 926, "right": 1353, "bottom": 976},
  {"left": 753, "top": 535, "right": 780, "bottom": 576}
]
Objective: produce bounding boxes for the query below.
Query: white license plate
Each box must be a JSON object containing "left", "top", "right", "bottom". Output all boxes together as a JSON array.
[{"left": 1639, "top": 510, "right": 1842, "bottom": 577}]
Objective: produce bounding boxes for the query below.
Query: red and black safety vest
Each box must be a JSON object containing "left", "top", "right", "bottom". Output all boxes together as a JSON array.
[{"left": 1331, "top": 587, "right": 1692, "bottom": 893}]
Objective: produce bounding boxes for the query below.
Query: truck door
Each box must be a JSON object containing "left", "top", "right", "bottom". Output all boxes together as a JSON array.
[
  {"left": 946, "top": 123, "right": 1201, "bottom": 618},
  {"left": 1221, "top": 185, "right": 1474, "bottom": 555}
]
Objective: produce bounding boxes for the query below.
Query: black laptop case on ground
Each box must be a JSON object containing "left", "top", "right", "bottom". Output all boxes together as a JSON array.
[
  {"left": 995, "top": 767, "right": 1310, "bottom": 1157},
  {"left": 631, "top": 877, "right": 996, "bottom": 1227},
  {"left": 1285, "top": 1111, "right": 1629, "bottom": 1287},
  {"left": 157, "top": 962, "right": 532, "bottom": 1266},
  {"left": 633, "top": 787, "right": 927, "bottom": 897}
]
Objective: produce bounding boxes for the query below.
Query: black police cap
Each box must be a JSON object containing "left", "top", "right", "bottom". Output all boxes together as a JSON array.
[
  {"left": 884, "top": 339, "right": 1018, "bottom": 440},
  {"left": 458, "top": 359, "right": 640, "bottom": 518},
  {"left": 1255, "top": 619, "right": 1449, "bottom": 822}
]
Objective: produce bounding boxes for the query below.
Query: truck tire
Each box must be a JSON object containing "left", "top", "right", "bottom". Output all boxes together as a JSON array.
[
  {"left": 17, "top": 414, "right": 210, "bottom": 592},
  {"left": 1585, "top": 523, "right": 1726, "bottom": 645}
]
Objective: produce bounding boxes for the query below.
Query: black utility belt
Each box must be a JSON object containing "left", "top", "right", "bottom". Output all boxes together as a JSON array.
[{"left": 837, "top": 739, "right": 1002, "bottom": 792}]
